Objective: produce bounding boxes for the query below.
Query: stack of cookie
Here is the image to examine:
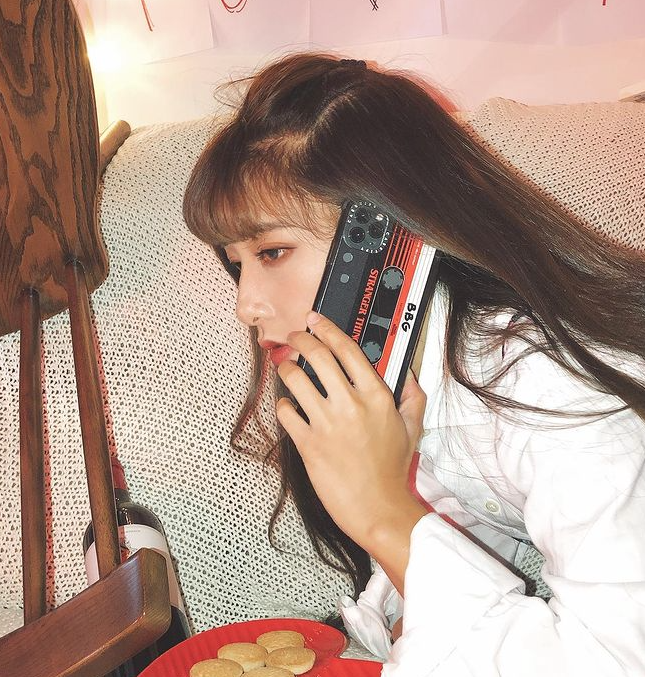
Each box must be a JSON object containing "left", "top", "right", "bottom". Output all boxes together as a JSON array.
[{"left": 190, "top": 630, "right": 317, "bottom": 677}]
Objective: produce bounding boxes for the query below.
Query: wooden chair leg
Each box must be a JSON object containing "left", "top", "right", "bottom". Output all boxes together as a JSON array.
[
  {"left": 19, "top": 289, "right": 47, "bottom": 624},
  {"left": 65, "top": 259, "right": 121, "bottom": 576}
]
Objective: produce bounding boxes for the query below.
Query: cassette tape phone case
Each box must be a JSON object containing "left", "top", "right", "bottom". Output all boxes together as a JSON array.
[{"left": 297, "top": 199, "right": 441, "bottom": 406}]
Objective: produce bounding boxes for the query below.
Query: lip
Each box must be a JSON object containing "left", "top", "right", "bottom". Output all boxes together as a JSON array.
[
  {"left": 258, "top": 340, "right": 297, "bottom": 366},
  {"left": 267, "top": 344, "right": 296, "bottom": 367},
  {"left": 259, "top": 340, "right": 281, "bottom": 350}
]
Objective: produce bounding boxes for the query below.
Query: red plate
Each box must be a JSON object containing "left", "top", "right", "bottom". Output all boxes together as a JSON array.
[{"left": 139, "top": 618, "right": 383, "bottom": 677}]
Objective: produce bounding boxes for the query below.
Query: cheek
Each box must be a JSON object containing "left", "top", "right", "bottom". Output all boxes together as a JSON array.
[
  {"left": 303, "top": 248, "right": 329, "bottom": 306},
  {"left": 282, "top": 242, "right": 331, "bottom": 326},
  {"left": 287, "top": 271, "right": 321, "bottom": 328}
]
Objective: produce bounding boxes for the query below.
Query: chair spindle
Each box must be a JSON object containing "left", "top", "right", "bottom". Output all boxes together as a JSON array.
[
  {"left": 66, "top": 260, "right": 121, "bottom": 576},
  {"left": 18, "top": 289, "right": 47, "bottom": 624}
]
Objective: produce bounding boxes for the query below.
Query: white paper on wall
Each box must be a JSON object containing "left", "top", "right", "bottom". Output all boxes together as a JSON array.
[
  {"left": 309, "top": 0, "right": 443, "bottom": 47},
  {"left": 559, "top": 0, "right": 645, "bottom": 45},
  {"left": 103, "top": 0, "right": 215, "bottom": 64},
  {"left": 443, "top": 0, "right": 560, "bottom": 44},
  {"left": 208, "top": 0, "right": 309, "bottom": 51},
  {"left": 443, "top": 0, "right": 645, "bottom": 46}
]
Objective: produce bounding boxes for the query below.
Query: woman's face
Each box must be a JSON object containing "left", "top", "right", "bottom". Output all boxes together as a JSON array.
[{"left": 223, "top": 203, "right": 338, "bottom": 367}]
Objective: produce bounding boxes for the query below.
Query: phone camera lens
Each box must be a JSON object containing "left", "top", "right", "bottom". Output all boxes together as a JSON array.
[
  {"left": 369, "top": 222, "right": 385, "bottom": 238},
  {"left": 349, "top": 226, "right": 366, "bottom": 243},
  {"left": 355, "top": 208, "right": 370, "bottom": 224}
]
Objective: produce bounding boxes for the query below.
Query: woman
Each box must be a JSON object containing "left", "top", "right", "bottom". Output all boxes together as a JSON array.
[{"left": 183, "top": 53, "right": 645, "bottom": 675}]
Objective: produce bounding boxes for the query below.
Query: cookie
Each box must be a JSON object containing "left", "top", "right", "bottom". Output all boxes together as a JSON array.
[
  {"left": 189, "top": 658, "right": 244, "bottom": 677},
  {"left": 256, "top": 630, "right": 305, "bottom": 653},
  {"left": 217, "top": 642, "right": 268, "bottom": 671},
  {"left": 265, "top": 647, "right": 316, "bottom": 675},
  {"left": 244, "top": 668, "right": 295, "bottom": 677}
]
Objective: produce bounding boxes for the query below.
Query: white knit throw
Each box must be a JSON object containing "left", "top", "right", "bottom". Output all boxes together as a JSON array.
[{"left": 1, "top": 99, "right": 644, "bottom": 639}]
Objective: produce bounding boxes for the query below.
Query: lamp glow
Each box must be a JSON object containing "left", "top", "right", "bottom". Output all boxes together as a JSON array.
[{"left": 87, "top": 34, "right": 127, "bottom": 74}]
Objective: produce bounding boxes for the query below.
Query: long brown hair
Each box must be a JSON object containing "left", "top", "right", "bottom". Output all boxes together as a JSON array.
[{"left": 183, "top": 53, "right": 645, "bottom": 600}]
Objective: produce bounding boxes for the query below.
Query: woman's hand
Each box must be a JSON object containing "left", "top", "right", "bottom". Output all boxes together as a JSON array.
[{"left": 276, "top": 311, "right": 428, "bottom": 588}]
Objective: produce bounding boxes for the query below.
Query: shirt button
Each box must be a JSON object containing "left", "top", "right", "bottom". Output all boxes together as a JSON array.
[{"left": 485, "top": 499, "right": 501, "bottom": 514}]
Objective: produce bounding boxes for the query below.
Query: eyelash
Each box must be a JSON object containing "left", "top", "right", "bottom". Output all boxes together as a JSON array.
[
  {"left": 256, "top": 248, "right": 287, "bottom": 264},
  {"left": 229, "top": 248, "right": 288, "bottom": 271}
]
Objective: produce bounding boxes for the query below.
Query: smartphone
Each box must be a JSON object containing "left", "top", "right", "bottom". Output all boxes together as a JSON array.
[{"left": 297, "top": 199, "right": 441, "bottom": 406}]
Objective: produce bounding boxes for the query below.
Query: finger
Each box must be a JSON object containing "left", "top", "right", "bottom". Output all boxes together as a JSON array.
[
  {"left": 392, "top": 617, "right": 403, "bottom": 642},
  {"left": 276, "top": 358, "right": 327, "bottom": 421},
  {"left": 287, "top": 330, "right": 356, "bottom": 399},
  {"left": 398, "top": 370, "right": 427, "bottom": 451},
  {"left": 276, "top": 396, "right": 311, "bottom": 449},
  {"left": 304, "top": 311, "right": 384, "bottom": 393},
  {"left": 399, "top": 368, "right": 424, "bottom": 406},
  {"left": 398, "top": 369, "right": 427, "bottom": 415}
]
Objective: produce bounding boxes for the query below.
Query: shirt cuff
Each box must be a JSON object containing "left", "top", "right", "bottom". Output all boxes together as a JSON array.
[
  {"left": 338, "top": 564, "right": 403, "bottom": 660},
  {"left": 385, "top": 513, "right": 524, "bottom": 673}
]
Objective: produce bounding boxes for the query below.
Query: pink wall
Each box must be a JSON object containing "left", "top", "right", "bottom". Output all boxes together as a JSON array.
[{"left": 74, "top": 0, "right": 645, "bottom": 130}]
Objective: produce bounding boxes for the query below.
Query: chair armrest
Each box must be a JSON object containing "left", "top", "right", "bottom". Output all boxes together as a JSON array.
[{"left": 0, "top": 548, "right": 171, "bottom": 677}]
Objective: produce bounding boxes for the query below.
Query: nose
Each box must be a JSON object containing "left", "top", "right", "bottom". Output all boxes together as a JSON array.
[{"left": 235, "top": 270, "right": 271, "bottom": 328}]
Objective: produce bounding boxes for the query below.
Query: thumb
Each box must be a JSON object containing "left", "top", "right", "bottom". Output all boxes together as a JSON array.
[{"left": 398, "top": 369, "right": 427, "bottom": 451}]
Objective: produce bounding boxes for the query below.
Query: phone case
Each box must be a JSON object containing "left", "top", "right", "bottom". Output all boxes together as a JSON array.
[{"left": 297, "top": 199, "right": 441, "bottom": 406}]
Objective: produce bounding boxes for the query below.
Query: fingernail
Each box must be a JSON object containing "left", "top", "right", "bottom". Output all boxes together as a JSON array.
[{"left": 307, "top": 311, "right": 321, "bottom": 326}]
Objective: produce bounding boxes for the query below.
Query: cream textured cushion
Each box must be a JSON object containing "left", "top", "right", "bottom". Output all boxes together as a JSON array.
[
  {"left": 0, "top": 117, "right": 355, "bottom": 637},
  {"left": 1, "top": 98, "right": 644, "bottom": 640},
  {"left": 459, "top": 97, "right": 645, "bottom": 251}
]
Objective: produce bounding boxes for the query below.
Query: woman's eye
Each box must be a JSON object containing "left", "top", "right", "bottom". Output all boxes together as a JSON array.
[
  {"left": 256, "top": 248, "right": 287, "bottom": 264},
  {"left": 227, "top": 248, "right": 289, "bottom": 272}
]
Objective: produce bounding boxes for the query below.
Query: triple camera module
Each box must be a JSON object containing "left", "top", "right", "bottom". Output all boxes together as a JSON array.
[{"left": 343, "top": 202, "right": 390, "bottom": 253}]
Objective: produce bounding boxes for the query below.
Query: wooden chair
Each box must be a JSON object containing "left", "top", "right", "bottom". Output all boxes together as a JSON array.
[{"left": 0, "top": 2, "right": 171, "bottom": 675}]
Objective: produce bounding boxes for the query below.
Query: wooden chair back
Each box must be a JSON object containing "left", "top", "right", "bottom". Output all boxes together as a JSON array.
[{"left": 0, "top": 2, "right": 171, "bottom": 675}]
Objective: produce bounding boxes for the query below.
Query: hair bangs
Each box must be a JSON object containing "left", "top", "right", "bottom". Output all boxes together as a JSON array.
[
  {"left": 216, "top": 167, "right": 327, "bottom": 244},
  {"left": 185, "top": 126, "right": 335, "bottom": 246}
]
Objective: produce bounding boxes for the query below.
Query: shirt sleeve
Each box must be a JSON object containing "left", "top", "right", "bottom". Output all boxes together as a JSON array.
[
  {"left": 384, "top": 350, "right": 645, "bottom": 677},
  {"left": 338, "top": 561, "right": 403, "bottom": 660}
]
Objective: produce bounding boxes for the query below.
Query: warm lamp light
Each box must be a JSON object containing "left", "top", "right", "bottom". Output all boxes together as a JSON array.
[{"left": 86, "top": 32, "right": 130, "bottom": 74}]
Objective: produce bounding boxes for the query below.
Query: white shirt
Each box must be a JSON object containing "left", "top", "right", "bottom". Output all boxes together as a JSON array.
[{"left": 339, "top": 284, "right": 645, "bottom": 676}]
